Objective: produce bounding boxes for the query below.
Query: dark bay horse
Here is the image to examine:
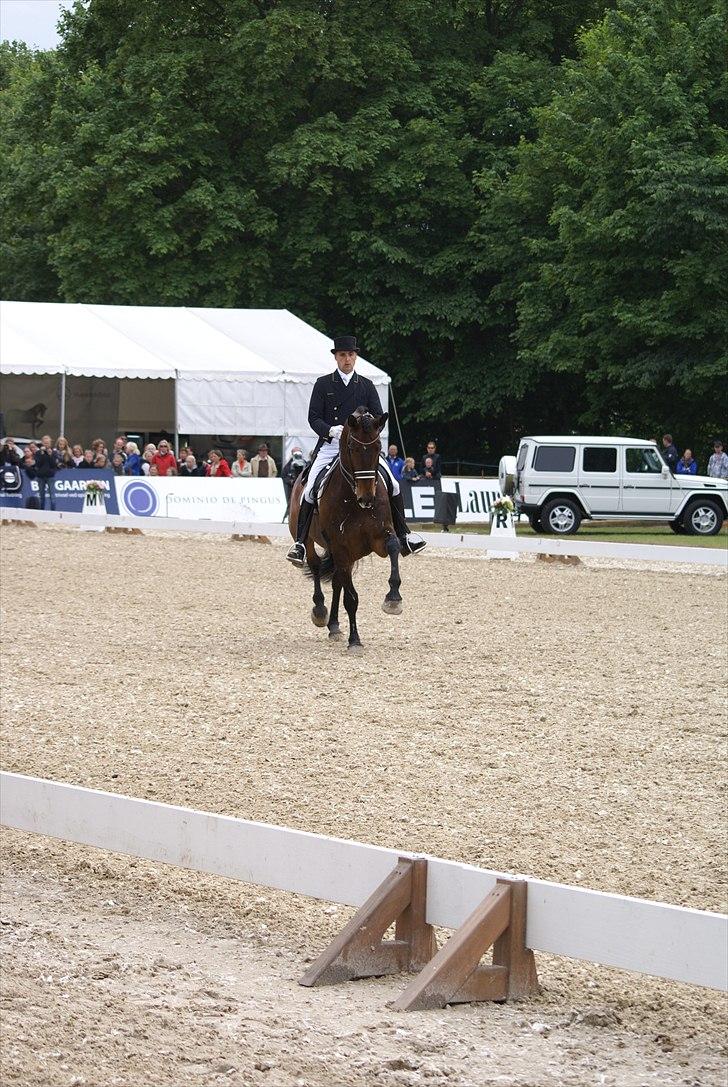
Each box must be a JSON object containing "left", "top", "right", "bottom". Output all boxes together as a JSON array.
[{"left": 288, "top": 409, "right": 402, "bottom": 652}]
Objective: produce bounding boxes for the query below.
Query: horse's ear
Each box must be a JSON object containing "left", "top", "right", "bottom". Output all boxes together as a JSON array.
[
  {"left": 347, "top": 414, "right": 359, "bottom": 428},
  {"left": 376, "top": 412, "right": 389, "bottom": 430}
]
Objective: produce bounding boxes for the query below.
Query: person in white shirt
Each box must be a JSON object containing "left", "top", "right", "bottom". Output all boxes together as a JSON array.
[{"left": 707, "top": 439, "right": 728, "bottom": 479}]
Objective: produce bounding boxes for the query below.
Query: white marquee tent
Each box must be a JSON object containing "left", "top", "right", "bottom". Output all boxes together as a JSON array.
[{"left": 0, "top": 302, "right": 390, "bottom": 447}]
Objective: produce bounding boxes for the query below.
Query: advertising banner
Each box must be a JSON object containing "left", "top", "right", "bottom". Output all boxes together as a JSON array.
[
  {"left": 401, "top": 477, "right": 501, "bottom": 523},
  {"left": 0, "top": 469, "right": 118, "bottom": 513},
  {"left": 115, "top": 476, "right": 287, "bottom": 523}
]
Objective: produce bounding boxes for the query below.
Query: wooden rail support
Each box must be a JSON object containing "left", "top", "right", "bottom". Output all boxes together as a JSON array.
[
  {"left": 299, "top": 856, "right": 436, "bottom": 987},
  {"left": 391, "top": 879, "right": 538, "bottom": 1011}
]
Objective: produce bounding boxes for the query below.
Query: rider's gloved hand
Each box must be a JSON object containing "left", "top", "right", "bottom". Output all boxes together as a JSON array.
[{"left": 328, "top": 425, "right": 344, "bottom": 440}]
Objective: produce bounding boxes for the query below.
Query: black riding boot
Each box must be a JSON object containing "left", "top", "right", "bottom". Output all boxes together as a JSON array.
[
  {"left": 390, "top": 492, "right": 426, "bottom": 556},
  {"left": 286, "top": 498, "right": 315, "bottom": 565}
]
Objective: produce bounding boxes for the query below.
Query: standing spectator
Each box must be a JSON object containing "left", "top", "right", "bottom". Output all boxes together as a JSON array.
[
  {"left": 205, "top": 449, "right": 232, "bottom": 477},
  {"left": 111, "top": 436, "right": 127, "bottom": 464},
  {"left": 22, "top": 448, "right": 36, "bottom": 479},
  {"left": 151, "top": 439, "right": 177, "bottom": 476},
  {"left": 661, "top": 434, "right": 679, "bottom": 471},
  {"left": 402, "top": 457, "right": 420, "bottom": 481},
  {"left": 70, "top": 444, "right": 85, "bottom": 467},
  {"left": 55, "top": 436, "right": 74, "bottom": 468},
  {"left": 421, "top": 456, "right": 438, "bottom": 481},
  {"left": 385, "top": 444, "right": 404, "bottom": 481},
  {"left": 149, "top": 464, "right": 160, "bottom": 476},
  {"left": 282, "top": 447, "right": 306, "bottom": 512},
  {"left": 231, "top": 448, "right": 252, "bottom": 477},
  {"left": 111, "top": 452, "right": 125, "bottom": 475},
  {"left": 94, "top": 453, "right": 109, "bottom": 469},
  {"left": 0, "top": 437, "right": 22, "bottom": 466},
  {"left": 35, "top": 434, "right": 62, "bottom": 510},
  {"left": 91, "top": 438, "right": 108, "bottom": 459},
  {"left": 141, "top": 447, "right": 155, "bottom": 475},
  {"left": 707, "top": 439, "right": 728, "bottom": 479},
  {"left": 420, "top": 440, "right": 442, "bottom": 478},
  {"left": 676, "top": 449, "right": 698, "bottom": 475},
  {"left": 251, "top": 443, "right": 277, "bottom": 478},
  {"left": 124, "top": 442, "right": 143, "bottom": 475},
  {"left": 77, "top": 449, "right": 95, "bottom": 468},
  {"left": 179, "top": 455, "right": 202, "bottom": 477}
]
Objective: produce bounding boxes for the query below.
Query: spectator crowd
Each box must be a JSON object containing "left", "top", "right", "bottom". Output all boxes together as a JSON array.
[{"left": 0, "top": 433, "right": 286, "bottom": 510}]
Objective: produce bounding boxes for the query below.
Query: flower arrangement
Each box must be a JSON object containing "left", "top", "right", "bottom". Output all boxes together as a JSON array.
[
  {"left": 492, "top": 495, "right": 515, "bottom": 514},
  {"left": 85, "top": 480, "right": 105, "bottom": 495}
]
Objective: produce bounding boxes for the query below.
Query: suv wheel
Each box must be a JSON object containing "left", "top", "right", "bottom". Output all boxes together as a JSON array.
[
  {"left": 683, "top": 500, "right": 725, "bottom": 537},
  {"left": 541, "top": 498, "right": 582, "bottom": 535}
]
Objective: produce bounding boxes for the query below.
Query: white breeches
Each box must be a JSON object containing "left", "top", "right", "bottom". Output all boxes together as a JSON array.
[{"left": 303, "top": 440, "right": 399, "bottom": 502}]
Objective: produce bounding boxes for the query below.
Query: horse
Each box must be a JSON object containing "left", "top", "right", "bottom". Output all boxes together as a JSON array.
[{"left": 288, "top": 408, "right": 402, "bottom": 653}]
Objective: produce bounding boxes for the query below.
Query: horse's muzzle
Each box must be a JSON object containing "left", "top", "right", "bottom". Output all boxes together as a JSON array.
[{"left": 358, "top": 497, "right": 375, "bottom": 509}]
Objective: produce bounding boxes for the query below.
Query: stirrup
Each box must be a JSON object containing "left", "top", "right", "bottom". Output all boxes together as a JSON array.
[
  {"left": 400, "top": 535, "right": 426, "bottom": 556},
  {"left": 286, "top": 541, "right": 307, "bottom": 566}
]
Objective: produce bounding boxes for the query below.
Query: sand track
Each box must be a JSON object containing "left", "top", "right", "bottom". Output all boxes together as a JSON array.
[{"left": 1, "top": 524, "right": 726, "bottom": 1086}]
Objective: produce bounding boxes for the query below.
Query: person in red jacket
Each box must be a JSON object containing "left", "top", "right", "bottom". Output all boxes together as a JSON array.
[
  {"left": 205, "top": 449, "right": 232, "bottom": 477},
  {"left": 151, "top": 439, "right": 177, "bottom": 476}
]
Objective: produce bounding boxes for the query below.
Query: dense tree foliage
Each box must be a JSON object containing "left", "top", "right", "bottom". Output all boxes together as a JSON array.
[{"left": 1, "top": 0, "right": 725, "bottom": 459}]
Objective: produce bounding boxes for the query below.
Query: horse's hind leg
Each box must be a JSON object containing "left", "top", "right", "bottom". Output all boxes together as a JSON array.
[
  {"left": 382, "top": 533, "right": 402, "bottom": 615},
  {"left": 328, "top": 574, "right": 343, "bottom": 640},
  {"left": 341, "top": 568, "right": 362, "bottom": 652},
  {"left": 307, "top": 549, "right": 328, "bottom": 628}
]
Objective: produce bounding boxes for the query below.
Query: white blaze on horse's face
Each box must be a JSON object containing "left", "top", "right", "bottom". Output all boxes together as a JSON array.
[{"left": 346, "top": 411, "right": 388, "bottom": 509}]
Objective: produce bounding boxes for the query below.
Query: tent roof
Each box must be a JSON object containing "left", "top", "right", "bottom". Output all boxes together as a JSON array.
[{"left": 0, "top": 302, "right": 390, "bottom": 385}]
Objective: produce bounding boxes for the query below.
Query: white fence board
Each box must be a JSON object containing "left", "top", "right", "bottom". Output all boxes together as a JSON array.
[
  {"left": 2, "top": 506, "right": 725, "bottom": 565},
  {"left": 425, "top": 857, "right": 727, "bottom": 989},
  {"left": 1, "top": 773, "right": 725, "bottom": 991}
]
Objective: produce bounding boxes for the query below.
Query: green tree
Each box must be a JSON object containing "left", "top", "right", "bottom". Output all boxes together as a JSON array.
[
  {"left": 0, "top": 42, "right": 62, "bottom": 300},
  {"left": 502, "top": 0, "right": 728, "bottom": 447}
]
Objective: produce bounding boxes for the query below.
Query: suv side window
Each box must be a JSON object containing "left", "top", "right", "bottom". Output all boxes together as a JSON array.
[
  {"left": 516, "top": 443, "right": 529, "bottom": 471},
  {"left": 583, "top": 447, "right": 617, "bottom": 472},
  {"left": 533, "top": 446, "right": 576, "bottom": 472},
  {"left": 625, "top": 448, "right": 662, "bottom": 474}
]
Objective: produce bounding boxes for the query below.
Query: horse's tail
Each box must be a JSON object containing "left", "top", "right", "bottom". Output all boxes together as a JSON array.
[{"left": 303, "top": 551, "right": 335, "bottom": 583}]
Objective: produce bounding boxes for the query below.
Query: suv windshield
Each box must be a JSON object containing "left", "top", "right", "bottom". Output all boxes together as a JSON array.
[{"left": 625, "top": 448, "right": 663, "bottom": 474}]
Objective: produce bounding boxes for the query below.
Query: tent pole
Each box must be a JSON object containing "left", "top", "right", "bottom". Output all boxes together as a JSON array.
[
  {"left": 173, "top": 370, "right": 179, "bottom": 458},
  {"left": 59, "top": 372, "right": 67, "bottom": 437},
  {"left": 389, "top": 382, "right": 406, "bottom": 460}
]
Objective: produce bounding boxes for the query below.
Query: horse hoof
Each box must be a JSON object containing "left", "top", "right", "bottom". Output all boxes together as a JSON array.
[
  {"left": 382, "top": 599, "right": 403, "bottom": 615},
  {"left": 328, "top": 628, "right": 343, "bottom": 641},
  {"left": 311, "top": 607, "right": 328, "bottom": 628},
  {"left": 347, "top": 643, "right": 364, "bottom": 655}
]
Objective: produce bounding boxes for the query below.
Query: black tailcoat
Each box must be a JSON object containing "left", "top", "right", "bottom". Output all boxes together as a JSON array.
[{"left": 308, "top": 370, "right": 383, "bottom": 454}]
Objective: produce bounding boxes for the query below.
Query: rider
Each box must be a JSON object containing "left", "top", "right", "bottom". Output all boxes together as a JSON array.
[{"left": 286, "top": 335, "right": 426, "bottom": 565}]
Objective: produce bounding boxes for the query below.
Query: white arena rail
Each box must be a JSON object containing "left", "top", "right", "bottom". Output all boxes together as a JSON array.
[
  {"left": 1, "top": 772, "right": 725, "bottom": 992},
  {"left": 1, "top": 506, "right": 726, "bottom": 567}
]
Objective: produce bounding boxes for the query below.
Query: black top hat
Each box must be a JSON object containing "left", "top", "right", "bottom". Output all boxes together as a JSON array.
[{"left": 331, "top": 335, "right": 359, "bottom": 355}]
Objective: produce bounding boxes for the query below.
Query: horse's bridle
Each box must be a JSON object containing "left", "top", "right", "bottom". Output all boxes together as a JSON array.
[{"left": 339, "top": 428, "right": 381, "bottom": 492}]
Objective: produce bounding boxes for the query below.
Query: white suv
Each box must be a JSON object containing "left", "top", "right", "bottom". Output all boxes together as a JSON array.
[{"left": 500, "top": 436, "right": 727, "bottom": 536}]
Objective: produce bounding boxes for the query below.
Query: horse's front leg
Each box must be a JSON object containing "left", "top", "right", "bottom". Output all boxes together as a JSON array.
[
  {"left": 341, "top": 567, "right": 362, "bottom": 652},
  {"left": 382, "top": 532, "right": 402, "bottom": 615},
  {"left": 328, "top": 574, "right": 343, "bottom": 640},
  {"left": 307, "top": 545, "right": 328, "bottom": 628}
]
